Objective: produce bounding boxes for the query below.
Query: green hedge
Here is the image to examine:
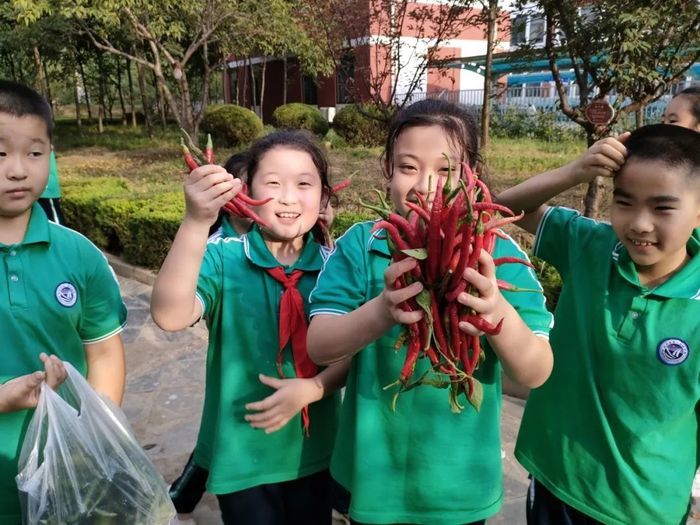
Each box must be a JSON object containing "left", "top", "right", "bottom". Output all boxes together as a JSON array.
[
  {"left": 62, "top": 178, "right": 184, "bottom": 269},
  {"left": 272, "top": 103, "right": 329, "bottom": 136},
  {"left": 332, "top": 104, "right": 387, "bottom": 147},
  {"left": 201, "top": 104, "right": 263, "bottom": 147}
]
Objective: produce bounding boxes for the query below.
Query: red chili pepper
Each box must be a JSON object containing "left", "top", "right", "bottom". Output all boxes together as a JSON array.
[
  {"left": 236, "top": 192, "right": 274, "bottom": 207},
  {"left": 493, "top": 257, "right": 534, "bottom": 268},
  {"left": 426, "top": 176, "right": 445, "bottom": 284},
  {"left": 205, "top": 134, "right": 214, "bottom": 164},
  {"left": 387, "top": 213, "right": 421, "bottom": 248},
  {"left": 483, "top": 211, "right": 525, "bottom": 231},
  {"left": 472, "top": 202, "right": 515, "bottom": 215},
  {"left": 405, "top": 202, "right": 431, "bottom": 222},
  {"left": 332, "top": 178, "right": 352, "bottom": 193},
  {"left": 448, "top": 302, "right": 460, "bottom": 362},
  {"left": 468, "top": 335, "right": 482, "bottom": 374},
  {"left": 181, "top": 141, "right": 199, "bottom": 172},
  {"left": 464, "top": 315, "right": 504, "bottom": 335}
]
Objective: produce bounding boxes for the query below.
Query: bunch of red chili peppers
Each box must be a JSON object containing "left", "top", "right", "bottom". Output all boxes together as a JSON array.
[
  {"left": 366, "top": 161, "right": 530, "bottom": 413},
  {"left": 180, "top": 132, "right": 273, "bottom": 227}
]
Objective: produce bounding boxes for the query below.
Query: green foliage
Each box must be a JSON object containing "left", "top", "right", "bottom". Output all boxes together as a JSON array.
[
  {"left": 530, "top": 256, "right": 562, "bottom": 312},
  {"left": 490, "top": 108, "right": 584, "bottom": 142},
  {"left": 323, "top": 128, "right": 349, "bottom": 149},
  {"left": 62, "top": 177, "right": 183, "bottom": 269},
  {"left": 332, "top": 104, "right": 388, "bottom": 147},
  {"left": 330, "top": 210, "right": 376, "bottom": 238},
  {"left": 272, "top": 103, "right": 329, "bottom": 136},
  {"left": 201, "top": 104, "right": 263, "bottom": 147}
]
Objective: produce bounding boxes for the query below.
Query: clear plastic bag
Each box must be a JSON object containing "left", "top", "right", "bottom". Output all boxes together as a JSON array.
[{"left": 16, "top": 362, "right": 175, "bottom": 525}]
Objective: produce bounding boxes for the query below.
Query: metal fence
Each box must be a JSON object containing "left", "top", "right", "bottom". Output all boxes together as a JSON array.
[{"left": 399, "top": 88, "right": 673, "bottom": 123}]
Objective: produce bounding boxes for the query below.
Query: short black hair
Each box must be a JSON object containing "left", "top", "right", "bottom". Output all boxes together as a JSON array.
[
  {"left": 625, "top": 123, "right": 700, "bottom": 181},
  {"left": 673, "top": 85, "right": 700, "bottom": 123},
  {"left": 0, "top": 80, "right": 53, "bottom": 139}
]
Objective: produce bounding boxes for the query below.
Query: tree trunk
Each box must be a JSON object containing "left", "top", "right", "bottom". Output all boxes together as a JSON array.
[
  {"left": 72, "top": 67, "right": 82, "bottom": 131},
  {"left": 635, "top": 107, "right": 644, "bottom": 128},
  {"left": 96, "top": 53, "right": 106, "bottom": 132},
  {"left": 153, "top": 70, "right": 167, "bottom": 129},
  {"left": 260, "top": 60, "right": 267, "bottom": 121},
  {"left": 32, "top": 46, "right": 48, "bottom": 99},
  {"left": 283, "top": 56, "right": 288, "bottom": 105},
  {"left": 582, "top": 131, "right": 602, "bottom": 218},
  {"left": 42, "top": 59, "right": 53, "bottom": 111},
  {"left": 480, "top": 0, "right": 498, "bottom": 149},
  {"left": 241, "top": 59, "right": 248, "bottom": 107},
  {"left": 77, "top": 53, "right": 93, "bottom": 120},
  {"left": 250, "top": 60, "right": 258, "bottom": 115},
  {"left": 135, "top": 55, "right": 153, "bottom": 137},
  {"left": 116, "top": 57, "right": 127, "bottom": 125},
  {"left": 126, "top": 58, "right": 137, "bottom": 127}
]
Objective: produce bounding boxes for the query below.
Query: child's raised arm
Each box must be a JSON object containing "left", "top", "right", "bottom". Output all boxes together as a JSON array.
[
  {"left": 308, "top": 257, "right": 424, "bottom": 365},
  {"left": 496, "top": 134, "right": 629, "bottom": 234},
  {"left": 151, "top": 165, "right": 239, "bottom": 331}
]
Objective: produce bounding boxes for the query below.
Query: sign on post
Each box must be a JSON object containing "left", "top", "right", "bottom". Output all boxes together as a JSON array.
[{"left": 585, "top": 100, "right": 615, "bottom": 125}]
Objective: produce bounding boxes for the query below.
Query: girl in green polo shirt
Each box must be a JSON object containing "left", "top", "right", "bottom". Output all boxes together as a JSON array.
[
  {"left": 307, "top": 99, "right": 555, "bottom": 525},
  {"left": 151, "top": 130, "right": 348, "bottom": 525}
]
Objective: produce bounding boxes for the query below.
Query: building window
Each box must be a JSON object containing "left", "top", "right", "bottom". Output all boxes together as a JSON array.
[
  {"left": 529, "top": 15, "right": 545, "bottom": 45},
  {"left": 336, "top": 53, "right": 355, "bottom": 104},
  {"left": 510, "top": 14, "right": 527, "bottom": 46}
]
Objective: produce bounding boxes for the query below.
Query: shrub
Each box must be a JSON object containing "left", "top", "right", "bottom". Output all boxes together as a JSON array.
[
  {"left": 530, "top": 256, "right": 562, "bottom": 312},
  {"left": 272, "top": 103, "right": 329, "bottom": 136},
  {"left": 331, "top": 210, "right": 376, "bottom": 238},
  {"left": 332, "top": 104, "right": 388, "bottom": 147},
  {"left": 201, "top": 104, "right": 263, "bottom": 147}
]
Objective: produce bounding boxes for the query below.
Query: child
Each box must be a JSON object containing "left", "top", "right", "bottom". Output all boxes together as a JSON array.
[
  {"left": 663, "top": 85, "right": 700, "bottom": 131},
  {"left": 306, "top": 99, "right": 554, "bottom": 525},
  {"left": 151, "top": 130, "right": 348, "bottom": 525},
  {"left": 37, "top": 148, "right": 66, "bottom": 225},
  {"left": 0, "top": 80, "right": 127, "bottom": 524},
  {"left": 497, "top": 124, "right": 700, "bottom": 525}
]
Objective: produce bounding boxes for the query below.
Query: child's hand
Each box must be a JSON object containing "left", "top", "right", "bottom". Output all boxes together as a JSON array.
[
  {"left": 319, "top": 202, "right": 335, "bottom": 227},
  {"left": 0, "top": 353, "right": 67, "bottom": 413},
  {"left": 456, "top": 250, "right": 508, "bottom": 337},
  {"left": 379, "top": 258, "right": 424, "bottom": 325},
  {"left": 570, "top": 133, "right": 630, "bottom": 183},
  {"left": 244, "top": 374, "right": 322, "bottom": 433},
  {"left": 184, "top": 164, "right": 241, "bottom": 226}
]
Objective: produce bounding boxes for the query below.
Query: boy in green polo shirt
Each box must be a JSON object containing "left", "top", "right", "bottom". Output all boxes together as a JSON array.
[
  {"left": 0, "top": 80, "right": 127, "bottom": 524},
  {"left": 497, "top": 123, "right": 700, "bottom": 525}
]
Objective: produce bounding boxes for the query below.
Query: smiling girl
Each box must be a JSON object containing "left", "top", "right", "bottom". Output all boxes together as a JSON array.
[{"left": 151, "top": 130, "right": 348, "bottom": 525}]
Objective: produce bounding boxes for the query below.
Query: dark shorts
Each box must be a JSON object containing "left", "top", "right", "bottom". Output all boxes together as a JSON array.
[
  {"left": 217, "top": 468, "right": 333, "bottom": 525},
  {"left": 526, "top": 478, "right": 603, "bottom": 525}
]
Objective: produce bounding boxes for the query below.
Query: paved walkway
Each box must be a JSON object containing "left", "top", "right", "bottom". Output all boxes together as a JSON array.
[{"left": 118, "top": 273, "right": 699, "bottom": 525}]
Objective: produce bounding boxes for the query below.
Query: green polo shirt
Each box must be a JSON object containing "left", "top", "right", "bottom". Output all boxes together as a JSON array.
[
  {"left": 0, "top": 204, "right": 127, "bottom": 523},
  {"left": 308, "top": 220, "right": 553, "bottom": 525},
  {"left": 516, "top": 207, "right": 700, "bottom": 525},
  {"left": 193, "top": 225, "right": 340, "bottom": 494},
  {"left": 40, "top": 150, "right": 61, "bottom": 199}
]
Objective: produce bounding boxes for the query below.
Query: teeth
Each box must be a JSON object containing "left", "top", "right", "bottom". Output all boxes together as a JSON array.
[
  {"left": 277, "top": 213, "right": 299, "bottom": 219},
  {"left": 631, "top": 240, "right": 654, "bottom": 247}
]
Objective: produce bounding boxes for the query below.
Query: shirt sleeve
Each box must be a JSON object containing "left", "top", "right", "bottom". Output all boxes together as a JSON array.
[
  {"left": 494, "top": 232, "right": 553, "bottom": 339},
  {"left": 79, "top": 245, "right": 127, "bottom": 343},
  {"left": 533, "top": 206, "right": 603, "bottom": 280},
  {"left": 196, "top": 240, "right": 225, "bottom": 320},
  {"left": 309, "top": 223, "right": 371, "bottom": 316}
]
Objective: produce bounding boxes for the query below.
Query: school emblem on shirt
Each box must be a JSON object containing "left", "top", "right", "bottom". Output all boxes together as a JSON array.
[
  {"left": 657, "top": 338, "right": 689, "bottom": 366},
  {"left": 55, "top": 282, "right": 78, "bottom": 307}
]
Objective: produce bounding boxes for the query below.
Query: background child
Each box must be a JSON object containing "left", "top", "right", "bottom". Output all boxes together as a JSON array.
[
  {"left": 0, "top": 80, "right": 127, "bottom": 524},
  {"left": 37, "top": 148, "right": 66, "bottom": 225},
  {"left": 497, "top": 124, "right": 700, "bottom": 525},
  {"left": 306, "top": 99, "right": 554, "bottom": 525},
  {"left": 151, "top": 130, "right": 348, "bottom": 525},
  {"left": 663, "top": 85, "right": 700, "bottom": 131}
]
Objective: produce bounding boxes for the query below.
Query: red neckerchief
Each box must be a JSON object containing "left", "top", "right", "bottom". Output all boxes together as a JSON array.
[{"left": 265, "top": 267, "right": 318, "bottom": 435}]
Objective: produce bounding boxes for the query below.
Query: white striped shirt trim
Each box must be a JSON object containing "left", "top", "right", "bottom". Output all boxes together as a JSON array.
[{"left": 82, "top": 321, "right": 127, "bottom": 344}]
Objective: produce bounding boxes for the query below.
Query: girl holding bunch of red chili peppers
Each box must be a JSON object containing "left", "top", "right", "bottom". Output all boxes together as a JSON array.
[
  {"left": 307, "top": 99, "right": 554, "bottom": 525},
  {"left": 151, "top": 130, "right": 348, "bottom": 525}
]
